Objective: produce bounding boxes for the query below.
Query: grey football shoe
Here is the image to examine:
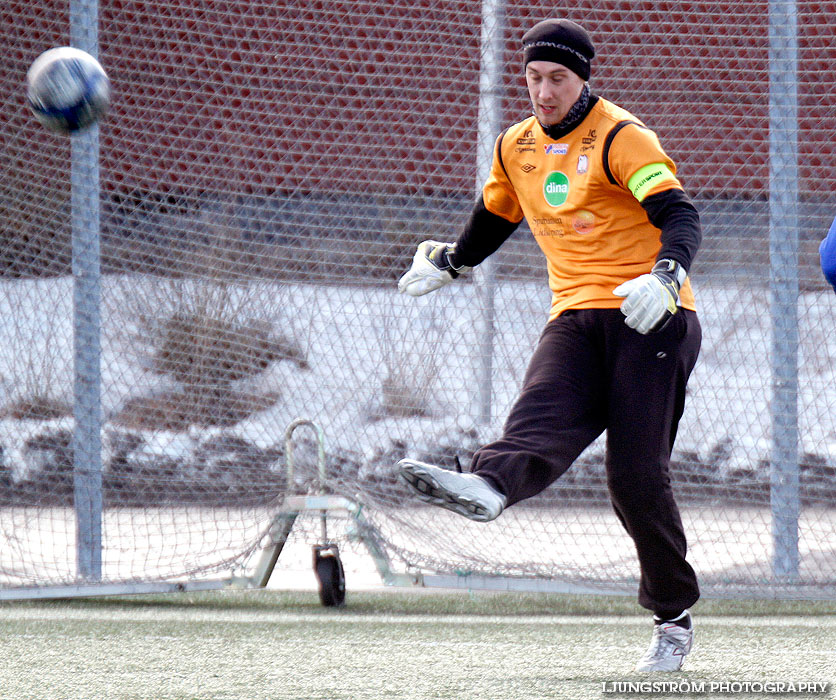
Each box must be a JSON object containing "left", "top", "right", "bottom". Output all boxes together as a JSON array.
[
  {"left": 397, "top": 458, "right": 506, "bottom": 522},
  {"left": 635, "top": 612, "right": 694, "bottom": 672}
]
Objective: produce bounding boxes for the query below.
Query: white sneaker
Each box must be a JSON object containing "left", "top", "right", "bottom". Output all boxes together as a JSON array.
[
  {"left": 635, "top": 612, "right": 694, "bottom": 672},
  {"left": 397, "top": 459, "right": 506, "bottom": 522}
]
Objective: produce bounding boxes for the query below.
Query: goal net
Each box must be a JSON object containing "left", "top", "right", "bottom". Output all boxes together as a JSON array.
[{"left": 0, "top": 0, "right": 834, "bottom": 599}]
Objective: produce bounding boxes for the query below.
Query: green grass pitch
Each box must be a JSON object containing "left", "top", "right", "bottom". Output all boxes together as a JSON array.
[{"left": 0, "top": 591, "right": 833, "bottom": 699}]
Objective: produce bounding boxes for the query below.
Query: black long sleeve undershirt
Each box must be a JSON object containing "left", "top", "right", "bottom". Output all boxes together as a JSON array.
[
  {"left": 641, "top": 188, "right": 702, "bottom": 272},
  {"left": 449, "top": 195, "right": 520, "bottom": 269}
]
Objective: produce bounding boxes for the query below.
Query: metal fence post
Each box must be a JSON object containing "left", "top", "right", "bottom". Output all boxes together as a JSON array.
[
  {"left": 475, "top": 0, "right": 506, "bottom": 426},
  {"left": 71, "top": 0, "right": 103, "bottom": 582},
  {"left": 768, "top": 0, "right": 800, "bottom": 581}
]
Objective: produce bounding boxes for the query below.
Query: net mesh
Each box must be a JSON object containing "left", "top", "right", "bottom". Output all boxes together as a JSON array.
[{"left": 0, "top": 0, "right": 834, "bottom": 597}]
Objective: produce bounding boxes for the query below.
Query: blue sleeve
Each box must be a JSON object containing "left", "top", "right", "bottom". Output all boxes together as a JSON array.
[{"left": 820, "top": 216, "right": 836, "bottom": 293}]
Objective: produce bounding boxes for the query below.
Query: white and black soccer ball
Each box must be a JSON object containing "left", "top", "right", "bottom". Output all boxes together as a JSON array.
[{"left": 26, "top": 46, "right": 110, "bottom": 134}]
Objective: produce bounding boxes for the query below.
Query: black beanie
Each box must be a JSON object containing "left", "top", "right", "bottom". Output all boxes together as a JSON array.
[{"left": 522, "top": 19, "right": 595, "bottom": 81}]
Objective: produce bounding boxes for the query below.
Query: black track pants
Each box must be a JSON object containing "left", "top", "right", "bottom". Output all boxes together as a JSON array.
[{"left": 471, "top": 307, "right": 702, "bottom": 616}]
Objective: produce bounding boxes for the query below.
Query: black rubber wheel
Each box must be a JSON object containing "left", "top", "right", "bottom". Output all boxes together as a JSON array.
[{"left": 313, "top": 545, "right": 346, "bottom": 607}]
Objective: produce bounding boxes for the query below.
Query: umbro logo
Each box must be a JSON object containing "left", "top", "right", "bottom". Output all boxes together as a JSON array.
[{"left": 521, "top": 163, "right": 536, "bottom": 173}]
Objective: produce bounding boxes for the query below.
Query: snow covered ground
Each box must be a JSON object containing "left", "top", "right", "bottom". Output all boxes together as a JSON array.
[
  {"left": 0, "top": 274, "right": 834, "bottom": 595},
  {"left": 0, "top": 275, "right": 833, "bottom": 479}
]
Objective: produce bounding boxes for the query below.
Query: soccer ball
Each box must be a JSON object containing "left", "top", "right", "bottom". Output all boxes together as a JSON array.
[{"left": 26, "top": 46, "right": 110, "bottom": 134}]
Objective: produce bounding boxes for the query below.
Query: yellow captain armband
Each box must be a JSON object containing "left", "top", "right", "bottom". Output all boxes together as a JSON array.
[{"left": 627, "top": 162, "right": 678, "bottom": 202}]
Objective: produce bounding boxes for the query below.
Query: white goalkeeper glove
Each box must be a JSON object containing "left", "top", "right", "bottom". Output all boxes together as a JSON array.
[
  {"left": 613, "top": 259, "right": 687, "bottom": 334},
  {"left": 397, "top": 240, "right": 471, "bottom": 297}
]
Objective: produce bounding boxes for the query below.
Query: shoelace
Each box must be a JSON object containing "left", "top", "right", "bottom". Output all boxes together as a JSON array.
[
  {"left": 644, "top": 624, "right": 686, "bottom": 659},
  {"left": 645, "top": 626, "right": 669, "bottom": 658}
]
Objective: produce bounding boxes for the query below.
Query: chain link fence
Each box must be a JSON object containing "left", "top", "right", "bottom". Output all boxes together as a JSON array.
[{"left": 0, "top": 0, "right": 834, "bottom": 598}]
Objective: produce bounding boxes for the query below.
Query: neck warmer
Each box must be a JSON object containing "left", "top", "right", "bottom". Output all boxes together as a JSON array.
[{"left": 540, "top": 83, "right": 592, "bottom": 139}]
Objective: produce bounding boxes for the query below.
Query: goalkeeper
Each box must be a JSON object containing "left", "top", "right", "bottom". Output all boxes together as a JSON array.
[{"left": 397, "top": 18, "right": 701, "bottom": 673}]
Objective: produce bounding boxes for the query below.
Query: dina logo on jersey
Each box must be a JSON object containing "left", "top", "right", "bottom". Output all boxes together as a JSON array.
[{"left": 543, "top": 171, "right": 570, "bottom": 207}]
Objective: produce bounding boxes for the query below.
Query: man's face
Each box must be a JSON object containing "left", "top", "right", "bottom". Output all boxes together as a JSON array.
[{"left": 525, "top": 60, "right": 585, "bottom": 127}]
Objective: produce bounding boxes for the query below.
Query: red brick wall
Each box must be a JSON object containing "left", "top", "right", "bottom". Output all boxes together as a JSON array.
[{"left": 8, "top": 1, "right": 834, "bottom": 198}]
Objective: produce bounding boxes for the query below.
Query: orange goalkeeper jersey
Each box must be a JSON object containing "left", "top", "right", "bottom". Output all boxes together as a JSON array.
[{"left": 482, "top": 97, "right": 696, "bottom": 321}]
